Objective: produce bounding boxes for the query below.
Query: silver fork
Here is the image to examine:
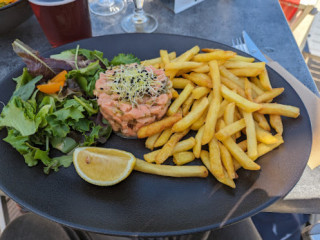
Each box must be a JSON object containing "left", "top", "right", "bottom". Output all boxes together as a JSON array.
[{"left": 231, "top": 36, "right": 249, "bottom": 54}]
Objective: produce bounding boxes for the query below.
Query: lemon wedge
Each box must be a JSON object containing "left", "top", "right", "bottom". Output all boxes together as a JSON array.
[{"left": 73, "top": 147, "right": 136, "bottom": 186}]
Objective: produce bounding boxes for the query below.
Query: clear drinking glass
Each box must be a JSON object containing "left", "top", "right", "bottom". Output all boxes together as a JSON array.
[
  {"left": 90, "top": 0, "right": 124, "bottom": 16},
  {"left": 121, "top": 0, "right": 158, "bottom": 33}
]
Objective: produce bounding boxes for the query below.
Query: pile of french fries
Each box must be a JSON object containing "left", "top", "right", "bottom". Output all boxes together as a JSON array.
[{"left": 133, "top": 46, "right": 300, "bottom": 188}]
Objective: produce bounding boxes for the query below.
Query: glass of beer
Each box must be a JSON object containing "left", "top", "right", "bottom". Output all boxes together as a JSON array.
[{"left": 28, "top": 0, "right": 92, "bottom": 48}]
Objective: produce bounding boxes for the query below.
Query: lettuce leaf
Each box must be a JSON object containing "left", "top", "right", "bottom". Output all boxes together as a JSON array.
[
  {"left": 4, "top": 129, "right": 30, "bottom": 154},
  {"left": 83, "top": 124, "right": 112, "bottom": 146},
  {"left": 110, "top": 53, "right": 140, "bottom": 66},
  {"left": 13, "top": 67, "right": 33, "bottom": 89},
  {"left": 12, "top": 39, "right": 73, "bottom": 80},
  {"left": 51, "top": 48, "right": 109, "bottom": 68},
  {"left": 0, "top": 97, "right": 38, "bottom": 136},
  {"left": 12, "top": 75, "right": 42, "bottom": 101},
  {"left": 67, "top": 61, "right": 102, "bottom": 97}
]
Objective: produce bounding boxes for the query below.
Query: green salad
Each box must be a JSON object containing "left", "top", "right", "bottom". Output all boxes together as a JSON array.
[{"left": 0, "top": 40, "right": 140, "bottom": 174}]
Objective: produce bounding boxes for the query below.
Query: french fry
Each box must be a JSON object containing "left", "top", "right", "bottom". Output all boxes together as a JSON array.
[
  {"left": 239, "top": 135, "right": 284, "bottom": 164},
  {"left": 144, "top": 150, "right": 160, "bottom": 163},
  {"left": 141, "top": 52, "right": 176, "bottom": 65},
  {"left": 221, "top": 137, "right": 260, "bottom": 170},
  {"left": 190, "top": 97, "right": 201, "bottom": 110},
  {"left": 172, "top": 45, "right": 200, "bottom": 62},
  {"left": 172, "top": 97, "right": 209, "bottom": 132},
  {"left": 152, "top": 63, "right": 161, "bottom": 69},
  {"left": 173, "top": 152, "right": 195, "bottom": 165},
  {"left": 244, "top": 78, "right": 253, "bottom": 101},
  {"left": 182, "top": 95, "right": 195, "bottom": 116},
  {"left": 258, "top": 103, "right": 300, "bottom": 118},
  {"left": 202, "top": 60, "right": 221, "bottom": 145},
  {"left": 224, "top": 102, "right": 236, "bottom": 125},
  {"left": 160, "top": 49, "right": 170, "bottom": 65},
  {"left": 248, "top": 80, "right": 265, "bottom": 96},
  {"left": 190, "top": 91, "right": 212, "bottom": 130},
  {"left": 145, "top": 132, "right": 161, "bottom": 150},
  {"left": 171, "top": 88, "right": 179, "bottom": 99},
  {"left": 172, "top": 137, "right": 196, "bottom": 154},
  {"left": 182, "top": 72, "right": 212, "bottom": 88},
  {"left": 269, "top": 114, "right": 283, "bottom": 135},
  {"left": 216, "top": 118, "right": 226, "bottom": 131},
  {"left": 166, "top": 46, "right": 201, "bottom": 79},
  {"left": 168, "top": 83, "right": 194, "bottom": 116},
  {"left": 217, "top": 99, "right": 230, "bottom": 118},
  {"left": 228, "top": 55, "right": 255, "bottom": 63},
  {"left": 224, "top": 61, "right": 265, "bottom": 70},
  {"left": 221, "top": 85, "right": 261, "bottom": 112},
  {"left": 215, "top": 119, "right": 246, "bottom": 141},
  {"left": 219, "top": 66, "right": 245, "bottom": 89},
  {"left": 254, "top": 88, "right": 284, "bottom": 103},
  {"left": 219, "top": 142, "right": 236, "bottom": 179},
  {"left": 209, "top": 137, "right": 224, "bottom": 179},
  {"left": 221, "top": 77, "right": 246, "bottom": 97},
  {"left": 253, "top": 112, "right": 271, "bottom": 131},
  {"left": 251, "top": 76, "right": 265, "bottom": 91},
  {"left": 191, "top": 108, "right": 207, "bottom": 130},
  {"left": 137, "top": 113, "right": 182, "bottom": 138},
  {"left": 234, "top": 106, "right": 242, "bottom": 120},
  {"left": 145, "top": 137, "right": 195, "bottom": 163},
  {"left": 135, "top": 159, "right": 208, "bottom": 178},
  {"left": 166, "top": 70, "right": 177, "bottom": 79},
  {"left": 172, "top": 78, "right": 193, "bottom": 89},
  {"left": 234, "top": 109, "right": 242, "bottom": 140},
  {"left": 191, "top": 64, "right": 210, "bottom": 73},
  {"left": 237, "top": 140, "right": 247, "bottom": 152},
  {"left": 259, "top": 68, "right": 272, "bottom": 91},
  {"left": 166, "top": 62, "right": 203, "bottom": 71},
  {"left": 192, "top": 86, "right": 211, "bottom": 99},
  {"left": 242, "top": 111, "right": 258, "bottom": 160},
  {"left": 154, "top": 128, "right": 173, "bottom": 148},
  {"left": 256, "top": 135, "right": 284, "bottom": 160},
  {"left": 229, "top": 67, "right": 264, "bottom": 77},
  {"left": 200, "top": 48, "right": 219, "bottom": 52},
  {"left": 200, "top": 150, "right": 235, "bottom": 188},
  {"left": 193, "top": 50, "right": 236, "bottom": 62},
  {"left": 175, "top": 69, "right": 191, "bottom": 77},
  {"left": 193, "top": 125, "right": 205, "bottom": 158},
  {"left": 255, "top": 122, "right": 279, "bottom": 144},
  {"left": 156, "top": 129, "right": 189, "bottom": 164},
  {"left": 219, "top": 59, "right": 229, "bottom": 66}
]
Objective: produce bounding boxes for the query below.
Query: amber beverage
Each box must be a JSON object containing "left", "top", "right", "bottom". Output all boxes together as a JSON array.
[{"left": 29, "top": 0, "right": 92, "bottom": 47}]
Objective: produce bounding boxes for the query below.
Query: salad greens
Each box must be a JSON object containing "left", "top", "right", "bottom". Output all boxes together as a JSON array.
[
  {"left": 0, "top": 40, "right": 140, "bottom": 174},
  {"left": 110, "top": 53, "right": 140, "bottom": 66}
]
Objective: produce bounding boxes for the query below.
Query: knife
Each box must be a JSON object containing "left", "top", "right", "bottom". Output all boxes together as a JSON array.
[{"left": 242, "top": 31, "right": 269, "bottom": 63}]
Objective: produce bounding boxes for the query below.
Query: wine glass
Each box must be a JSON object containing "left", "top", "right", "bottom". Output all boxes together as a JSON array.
[
  {"left": 90, "top": 0, "right": 124, "bottom": 16},
  {"left": 121, "top": 0, "right": 158, "bottom": 33}
]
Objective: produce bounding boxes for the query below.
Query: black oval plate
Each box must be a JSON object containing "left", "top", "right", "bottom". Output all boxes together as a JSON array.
[{"left": 0, "top": 34, "right": 312, "bottom": 237}]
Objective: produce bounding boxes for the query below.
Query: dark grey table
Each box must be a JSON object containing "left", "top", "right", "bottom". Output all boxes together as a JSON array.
[{"left": 0, "top": 0, "right": 318, "bottom": 213}]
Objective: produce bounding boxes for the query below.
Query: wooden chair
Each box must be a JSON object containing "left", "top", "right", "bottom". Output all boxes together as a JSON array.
[
  {"left": 279, "top": 0, "right": 318, "bottom": 31},
  {"left": 0, "top": 191, "right": 9, "bottom": 234}
]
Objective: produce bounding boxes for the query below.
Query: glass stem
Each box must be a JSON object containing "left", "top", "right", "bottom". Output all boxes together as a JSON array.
[{"left": 133, "top": 0, "right": 147, "bottom": 24}]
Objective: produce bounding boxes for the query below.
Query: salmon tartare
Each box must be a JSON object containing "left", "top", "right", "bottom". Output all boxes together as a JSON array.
[{"left": 94, "top": 63, "right": 172, "bottom": 137}]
